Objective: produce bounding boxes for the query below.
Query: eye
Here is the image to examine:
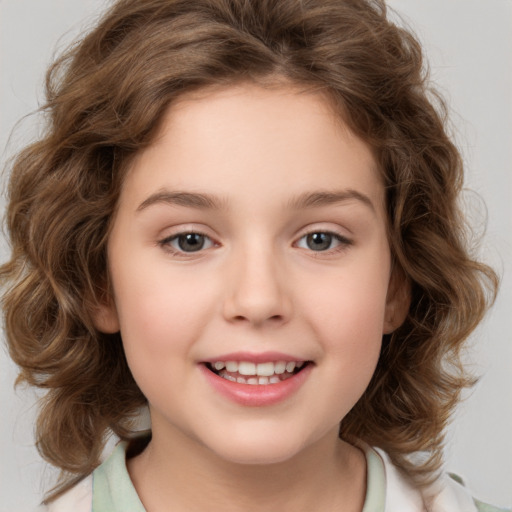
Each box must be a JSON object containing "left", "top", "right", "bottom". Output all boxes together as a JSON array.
[
  {"left": 161, "top": 232, "right": 215, "bottom": 253},
  {"left": 296, "top": 231, "right": 351, "bottom": 252}
]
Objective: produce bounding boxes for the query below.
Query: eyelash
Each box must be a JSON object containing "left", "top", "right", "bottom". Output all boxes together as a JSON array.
[
  {"left": 158, "top": 231, "right": 215, "bottom": 257},
  {"left": 158, "top": 230, "right": 353, "bottom": 257},
  {"left": 295, "top": 230, "right": 353, "bottom": 254}
]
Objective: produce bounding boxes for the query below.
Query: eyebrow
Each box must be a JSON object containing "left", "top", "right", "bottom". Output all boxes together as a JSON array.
[
  {"left": 288, "top": 190, "right": 376, "bottom": 213},
  {"left": 136, "top": 188, "right": 375, "bottom": 213},
  {"left": 137, "top": 190, "right": 225, "bottom": 212}
]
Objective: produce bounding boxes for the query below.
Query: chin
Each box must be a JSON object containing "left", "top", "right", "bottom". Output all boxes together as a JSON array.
[
  {"left": 215, "top": 446, "right": 301, "bottom": 466},
  {"left": 202, "top": 427, "right": 320, "bottom": 467}
]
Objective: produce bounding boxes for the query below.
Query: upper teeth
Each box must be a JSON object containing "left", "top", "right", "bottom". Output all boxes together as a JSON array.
[{"left": 212, "top": 361, "right": 304, "bottom": 376}]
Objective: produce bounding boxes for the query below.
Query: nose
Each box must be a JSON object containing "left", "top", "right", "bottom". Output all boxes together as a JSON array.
[{"left": 222, "top": 245, "right": 292, "bottom": 327}]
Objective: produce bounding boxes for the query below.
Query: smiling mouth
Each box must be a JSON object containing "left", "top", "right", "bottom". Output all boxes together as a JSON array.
[{"left": 205, "top": 360, "right": 311, "bottom": 385}]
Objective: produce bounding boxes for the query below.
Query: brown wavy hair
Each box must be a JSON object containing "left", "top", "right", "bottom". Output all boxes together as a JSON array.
[{"left": 1, "top": 0, "right": 498, "bottom": 499}]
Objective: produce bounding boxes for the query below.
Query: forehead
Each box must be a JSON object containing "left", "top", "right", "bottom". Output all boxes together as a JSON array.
[{"left": 122, "top": 82, "right": 384, "bottom": 213}]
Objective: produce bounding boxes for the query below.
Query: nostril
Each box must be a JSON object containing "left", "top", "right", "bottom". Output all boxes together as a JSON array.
[{"left": 230, "top": 313, "right": 284, "bottom": 324}]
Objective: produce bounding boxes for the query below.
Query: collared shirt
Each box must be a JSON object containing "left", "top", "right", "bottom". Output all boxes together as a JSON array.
[
  {"left": 46, "top": 442, "right": 509, "bottom": 512},
  {"left": 95, "top": 442, "right": 387, "bottom": 511}
]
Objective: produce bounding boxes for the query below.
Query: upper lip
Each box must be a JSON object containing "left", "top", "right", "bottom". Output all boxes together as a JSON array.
[{"left": 200, "top": 351, "right": 309, "bottom": 364}]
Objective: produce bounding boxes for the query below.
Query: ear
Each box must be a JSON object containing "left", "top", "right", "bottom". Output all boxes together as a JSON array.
[
  {"left": 383, "top": 266, "right": 410, "bottom": 334},
  {"left": 91, "top": 294, "right": 120, "bottom": 334}
]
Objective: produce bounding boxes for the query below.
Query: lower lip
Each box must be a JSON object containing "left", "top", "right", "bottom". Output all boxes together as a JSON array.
[{"left": 199, "top": 364, "right": 312, "bottom": 407}]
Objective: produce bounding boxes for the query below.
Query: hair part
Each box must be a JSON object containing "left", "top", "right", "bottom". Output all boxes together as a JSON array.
[{"left": 1, "top": 0, "right": 498, "bottom": 500}]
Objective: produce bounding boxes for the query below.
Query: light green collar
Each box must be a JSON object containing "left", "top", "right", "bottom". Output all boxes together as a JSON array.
[
  {"left": 92, "top": 442, "right": 145, "bottom": 512},
  {"left": 92, "top": 441, "right": 386, "bottom": 512}
]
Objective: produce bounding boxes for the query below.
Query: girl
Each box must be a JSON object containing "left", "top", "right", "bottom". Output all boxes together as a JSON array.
[{"left": 1, "top": 0, "right": 508, "bottom": 510}]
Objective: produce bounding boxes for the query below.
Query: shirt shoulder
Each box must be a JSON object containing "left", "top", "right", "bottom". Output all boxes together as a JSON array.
[
  {"left": 45, "top": 440, "right": 146, "bottom": 512},
  {"left": 447, "top": 476, "right": 510, "bottom": 512},
  {"left": 443, "top": 473, "right": 510, "bottom": 512},
  {"left": 375, "top": 447, "right": 510, "bottom": 512},
  {"left": 473, "top": 498, "right": 511, "bottom": 512},
  {"left": 44, "top": 475, "right": 92, "bottom": 512}
]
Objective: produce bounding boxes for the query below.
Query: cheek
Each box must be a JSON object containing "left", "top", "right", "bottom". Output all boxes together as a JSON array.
[
  {"left": 298, "top": 253, "right": 389, "bottom": 375},
  {"left": 111, "top": 264, "right": 216, "bottom": 361},
  {"left": 307, "top": 277, "right": 386, "bottom": 417},
  {"left": 306, "top": 264, "right": 389, "bottom": 339},
  {"left": 112, "top": 273, "right": 215, "bottom": 407}
]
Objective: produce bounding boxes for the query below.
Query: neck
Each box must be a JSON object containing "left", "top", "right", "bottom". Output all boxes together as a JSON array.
[{"left": 127, "top": 425, "right": 367, "bottom": 512}]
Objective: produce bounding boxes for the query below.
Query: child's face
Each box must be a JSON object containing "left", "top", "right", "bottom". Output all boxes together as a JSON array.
[{"left": 96, "top": 83, "right": 405, "bottom": 464}]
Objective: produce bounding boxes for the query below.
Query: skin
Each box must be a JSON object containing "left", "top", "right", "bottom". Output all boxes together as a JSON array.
[{"left": 94, "top": 82, "right": 408, "bottom": 512}]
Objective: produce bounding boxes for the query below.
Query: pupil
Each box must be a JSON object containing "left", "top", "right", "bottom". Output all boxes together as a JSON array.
[
  {"left": 307, "top": 232, "right": 332, "bottom": 251},
  {"left": 178, "top": 233, "right": 204, "bottom": 252}
]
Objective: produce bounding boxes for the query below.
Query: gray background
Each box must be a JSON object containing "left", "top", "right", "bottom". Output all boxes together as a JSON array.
[{"left": 1, "top": 1, "right": 511, "bottom": 510}]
